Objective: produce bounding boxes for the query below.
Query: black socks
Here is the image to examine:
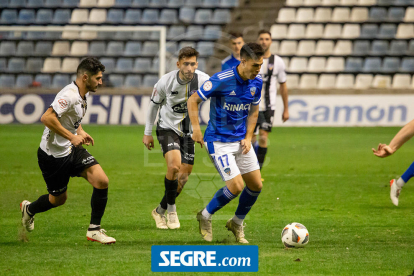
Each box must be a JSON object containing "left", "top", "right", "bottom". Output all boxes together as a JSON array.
[
  {"left": 27, "top": 194, "right": 56, "bottom": 215},
  {"left": 90, "top": 187, "right": 108, "bottom": 226},
  {"left": 257, "top": 146, "right": 268, "bottom": 170}
]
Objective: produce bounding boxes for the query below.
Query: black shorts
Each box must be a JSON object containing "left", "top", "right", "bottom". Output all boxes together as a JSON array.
[
  {"left": 37, "top": 146, "right": 99, "bottom": 196},
  {"left": 255, "top": 110, "right": 275, "bottom": 133},
  {"left": 156, "top": 127, "right": 195, "bottom": 165}
]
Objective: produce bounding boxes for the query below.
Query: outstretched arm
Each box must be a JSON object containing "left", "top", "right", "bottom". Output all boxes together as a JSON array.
[
  {"left": 188, "top": 93, "right": 204, "bottom": 148},
  {"left": 372, "top": 118, "right": 414, "bottom": 158}
]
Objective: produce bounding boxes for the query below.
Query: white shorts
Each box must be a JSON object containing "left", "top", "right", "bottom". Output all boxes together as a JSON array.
[{"left": 205, "top": 141, "right": 260, "bottom": 182}]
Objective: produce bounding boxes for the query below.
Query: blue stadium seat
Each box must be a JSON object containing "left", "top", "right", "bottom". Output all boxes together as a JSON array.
[
  {"left": 221, "top": 0, "right": 238, "bottom": 7},
  {"left": 44, "top": 32, "right": 62, "bottom": 39},
  {"left": 202, "top": 0, "right": 220, "bottom": 6},
  {"left": 363, "top": 57, "right": 381, "bottom": 72},
  {"left": 124, "top": 9, "right": 141, "bottom": 23},
  {"left": 151, "top": 58, "right": 160, "bottom": 73},
  {"left": 166, "top": 42, "right": 177, "bottom": 54},
  {"left": 132, "top": 0, "right": 149, "bottom": 6},
  {"left": 377, "top": 0, "right": 396, "bottom": 4},
  {"left": 36, "top": 9, "right": 53, "bottom": 24},
  {"left": 0, "top": 0, "right": 7, "bottom": 7},
  {"left": 345, "top": 57, "right": 363, "bottom": 72},
  {"left": 186, "top": 26, "right": 204, "bottom": 39},
  {"left": 194, "top": 9, "right": 212, "bottom": 24},
  {"left": 115, "top": 0, "right": 132, "bottom": 5},
  {"left": 109, "top": 75, "right": 124, "bottom": 87},
  {"left": 142, "top": 41, "right": 159, "bottom": 56},
  {"left": 395, "top": 0, "right": 409, "bottom": 4},
  {"left": 107, "top": 9, "right": 124, "bottom": 23},
  {"left": 1, "top": 10, "right": 18, "bottom": 24},
  {"left": 16, "top": 75, "right": 33, "bottom": 88},
  {"left": 389, "top": 40, "right": 407, "bottom": 55},
  {"left": 106, "top": 42, "right": 124, "bottom": 56},
  {"left": 378, "top": 24, "right": 396, "bottom": 38},
  {"left": 185, "top": 0, "right": 202, "bottom": 6},
  {"left": 0, "top": 75, "right": 15, "bottom": 88},
  {"left": 382, "top": 57, "right": 400, "bottom": 73},
  {"left": 89, "top": 42, "right": 106, "bottom": 56},
  {"left": 8, "top": 58, "right": 25, "bottom": 72},
  {"left": 197, "top": 41, "right": 214, "bottom": 56},
  {"left": 150, "top": 0, "right": 167, "bottom": 6},
  {"left": 134, "top": 58, "right": 151, "bottom": 73},
  {"left": 143, "top": 74, "right": 158, "bottom": 87},
  {"left": 388, "top": 8, "right": 405, "bottom": 22},
  {"left": 370, "top": 40, "right": 388, "bottom": 55},
  {"left": 52, "top": 74, "right": 70, "bottom": 88},
  {"left": 18, "top": 9, "right": 36, "bottom": 24},
  {"left": 132, "top": 31, "right": 151, "bottom": 40},
  {"left": 35, "top": 74, "right": 52, "bottom": 88},
  {"left": 0, "top": 42, "right": 16, "bottom": 56},
  {"left": 407, "top": 40, "right": 414, "bottom": 55},
  {"left": 26, "top": 32, "right": 45, "bottom": 39},
  {"left": 212, "top": 9, "right": 231, "bottom": 24},
  {"left": 141, "top": 9, "right": 159, "bottom": 24},
  {"left": 28, "top": 0, "right": 45, "bottom": 7},
  {"left": 53, "top": 9, "right": 71, "bottom": 24},
  {"left": 34, "top": 42, "right": 52, "bottom": 55},
  {"left": 400, "top": 57, "right": 414, "bottom": 72},
  {"left": 0, "top": 58, "right": 6, "bottom": 71},
  {"left": 124, "top": 75, "right": 142, "bottom": 88},
  {"left": 62, "top": 0, "right": 79, "bottom": 7},
  {"left": 124, "top": 42, "right": 142, "bottom": 56},
  {"left": 369, "top": 8, "right": 386, "bottom": 21},
  {"left": 45, "top": 0, "right": 62, "bottom": 7},
  {"left": 116, "top": 58, "right": 134, "bottom": 72},
  {"left": 168, "top": 26, "right": 186, "bottom": 39},
  {"left": 26, "top": 58, "right": 43, "bottom": 72},
  {"left": 179, "top": 7, "right": 195, "bottom": 23},
  {"left": 114, "top": 32, "right": 133, "bottom": 40},
  {"left": 197, "top": 58, "right": 206, "bottom": 71},
  {"left": 203, "top": 25, "right": 221, "bottom": 40},
  {"left": 168, "top": 0, "right": 185, "bottom": 7},
  {"left": 9, "top": 0, "right": 26, "bottom": 7},
  {"left": 100, "top": 58, "right": 116, "bottom": 72},
  {"left": 360, "top": 24, "right": 378, "bottom": 38},
  {"left": 17, "top": 42, "right": 34, "bottom": 56},
  {"left": 97, "top": 31, "right": 116, "bottom": 39},
  {"left": 160, "top": 9, "right": 178, "bottom": 24}
]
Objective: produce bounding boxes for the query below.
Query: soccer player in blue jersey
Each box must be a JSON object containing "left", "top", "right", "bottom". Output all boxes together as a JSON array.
[
  {"left": 221, "top": 32, "right": 244, "bottom": 71},
  {"left": 187, "top": 42, "right": 264, "bottom": 243}
]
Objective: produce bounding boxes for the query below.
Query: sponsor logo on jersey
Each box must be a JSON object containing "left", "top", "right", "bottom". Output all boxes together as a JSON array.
[
  {"left": 229, "top": 91, "right": 236, "bottom": 96},
  {"left": 58, "top": 99, "right": 68, "bottom": 109},
  {"left": 171, "top": 91, "right": 179, "bottom": 95},
  {"left": 250, "top": 87, "right": 256, "bottom": 96},
  {"left": 224, "top": 168, "right": 231, "bottom": 175},
  {"left": 223, "top": 102, "right": 250, "bottom": 111},
  {"left": 172, "top": 102, "right": 188, "bottom": 113},
  {"left": 268, "top": 64, "right": 274, "bottom": 71},
  {"left": 203, "top": 81, "right": 212, "bottom": 91}
]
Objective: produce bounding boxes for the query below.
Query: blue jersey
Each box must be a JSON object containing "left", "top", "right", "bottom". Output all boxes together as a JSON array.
[
  {"left": 221, "top": 54, "right": 241, "bottom": 71},
  {"left": 197, "top": 66, "right": 263, "bottom": 143}
]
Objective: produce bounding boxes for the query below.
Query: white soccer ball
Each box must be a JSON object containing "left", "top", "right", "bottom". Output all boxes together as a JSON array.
[{"left": 281, "top": 222, "right": 309, "bottom": 248}]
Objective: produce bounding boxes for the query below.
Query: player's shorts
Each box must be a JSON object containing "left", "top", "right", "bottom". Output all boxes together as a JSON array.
[
  {"left": 205, "top": 141, "right": 260, "bottom": 182},
  {"left": 254, "top": 110, "right": 275, "bottom": 134},
  {"left": 156, "top": 127, "right": 195, "bottom": 165},
  {"left": 37, "top": 146, "right": 99, "bottom": 196}
]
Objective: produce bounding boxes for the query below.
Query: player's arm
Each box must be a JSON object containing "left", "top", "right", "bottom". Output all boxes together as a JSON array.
[
  {"left": 77, "top": 124, "right": 94, "bottom": 146},
  {"left": 41, "top": 107, "right": 84, "bottom": 146},
  {"left": 241, "top": 103, "right": 260, "bottom": 154},
  {"left": 373, "top": 118, "right": 414, "bottom": 158},
  {"left": 279, "top": 82, "right": 289, "bottom": 122},
  {"left": 187, "top": 92, "right": 203, "bottom": 148},
  {"left": 143, "top": 83, "right": 164, "bottom": 150}
]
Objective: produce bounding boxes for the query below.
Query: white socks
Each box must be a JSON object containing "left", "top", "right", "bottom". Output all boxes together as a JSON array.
[
  {"left": 232, "top": 215, "right": 244, "bottom": 225},
  {"left": 167, "top": 204, "right": 176, "bottom": 213},
  {"left": 396, "top": 177, "right": 406, "bottom": 188},
  {"left": 202, "top": 208, "right": 212, "bottom": 219},
  {"left": 156, "top": 205, "right": 166, "bottom": 215}
]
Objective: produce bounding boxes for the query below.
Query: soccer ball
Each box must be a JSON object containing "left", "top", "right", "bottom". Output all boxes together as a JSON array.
[{"left": 281, "top": 222, "right": 309, "bottom": 248}]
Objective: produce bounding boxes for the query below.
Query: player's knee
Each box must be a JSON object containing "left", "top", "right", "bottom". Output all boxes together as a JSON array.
[
  {"left": 167, "top": 164, "right": 180, "bottom": 176},
  {"left": 258, "top": 136, "right": 268, "bottom": 147},
  {"left": 50, "top": 193, "right": 67, "bottom": 206},
  {"left": 97, "top": 175, "right": 109, "bottom": 189}
]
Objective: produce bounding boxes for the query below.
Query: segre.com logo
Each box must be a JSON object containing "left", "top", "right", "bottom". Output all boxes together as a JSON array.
[{"left": 151, "top": 245, "right": 258, "bottom": 272}]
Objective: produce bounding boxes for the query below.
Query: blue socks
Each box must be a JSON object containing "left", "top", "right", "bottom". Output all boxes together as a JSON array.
[
  {"left": 206, "top": 186, "right": 236, "bottom": 215},
  {"left": 401, "top": 161, "right": 414, "bottom": 183},
  {"left": 235, "top": 186, "right": 261, "bottom": 220}
]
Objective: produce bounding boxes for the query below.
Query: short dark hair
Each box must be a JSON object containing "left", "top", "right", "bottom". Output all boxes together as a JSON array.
[
  {"left": 178, "top": 47, "right": 199, "bottom": 61},
  {"left": 229, "top": 32, "right": 243, "bottom": 40},
  {"left": 77, "top": 57, "right": 105, "bottom": 76},
  {"left": 240, "top": 43, "right": 264, "bottom": 60},
  {"left": 258, "top": 30, "right": 271, "bottom": 37}
]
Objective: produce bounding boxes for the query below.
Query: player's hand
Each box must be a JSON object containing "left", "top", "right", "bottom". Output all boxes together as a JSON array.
[
  {"left": 143, "top": 135, "right": 154, "bottom": 150},
  {"left": 82, "top": 133, "right": 94, "bottom": 146},
  {"left": 372, "top": 143, "right": 395, "bottom": 158},
  {"left": 241, "top": 139, "right": 251, "bottom": 154},
  {"left": 192, "top": 130, "right": 203, "bottom": 148},
  {"left": 282, "top": 109, "right": 289, "bottom": 122},
  {"left": 70, "top": 135, "right": 85, "bottom": 147}
]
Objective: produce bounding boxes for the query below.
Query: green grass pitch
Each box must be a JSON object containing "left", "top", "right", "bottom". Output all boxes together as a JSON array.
[{"left": 0, "top": 125, "right": 413, "bottom": 275}]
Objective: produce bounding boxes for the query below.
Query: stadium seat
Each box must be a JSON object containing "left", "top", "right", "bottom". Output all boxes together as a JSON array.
[
  {"left": 116, "top": 58, "right": 134, "bottom": 72},
  {"left": 98, "top": 0, "right": 115, "bottom": 6},
  {"left": 404, "top": 7, "right": 414, "bottom": 22},
  {"left": 377, "top": 0, "right": 396, "bottom": 5},
  {"left": 288, "top": 0, "right": 302, "bottom": 3},
  {"left": 0, "top": 42, "right": 16, "bottom": 56},
  {"left": 124, "top": 42, "right": 142, "bottom": 56},
  {"left": 392, "top": 74, "right": 411, "bottom": 88},
  {"left": 0, "top": 0, "right": 8, "bottom": 6},
  {"left": 363, "top": 57, "right": 381, "bottom": 72},
  {"left": 52, "top": 74, "right": 70, "bottom": 88},
  {"left": 369, "top": 8, "right": 386, "bottom": 21},
  {"left": 132, "top": 31, "right": 151, "bottom": 40},
  {"left": 332, "top": 8, "right": 350, "bottom": 22},
  {"left": 371, "top": 40, "right": 388, "bottom": 55},
  {"left": 99, "top": 58, "right": 115, "bottom": 72},
  {"left": 314, "top": 8, "right": 331, "bottom": 22},
  {"left": 326, "top": 57, "right": 344, "bottom": 72},
  {"left": 388, "top": 8, "right": 405, "bottom": 22},
  {"left": 304, "top": 0, "right": 321, "bottom": 5},
  {"left": 372, "top": 75, "right": 391, "bottom": 88},
  {"left": 168, "top": 0, "right": 185, "bottom": 7},
  {"left": 333, "top": 41, "right": 352, "bottom": 55},
  {"left": 305, "top": 24, "right": 323, "bottom": 38},
  {"left": 202, "top": 0, "right": 219, "bottom": 6},
  {"left": 150, "top": 58, "right": 160, "bottom": 73},
  {"left": 124, "top": 9, "right": 141, "bottom": 23},
  {"left": 389, "top": 40, "right": 407, "bottom": 55},
  {"left": 89, "top": 9, "right": 107, "bottom": 23},
  {"left": 336, "top": 74, "right": 354, "bottom": 89},
  {"left": 382, "top": 57, "right": 400, "bottom": 72},
  {"left": 277, "top": 8, "right": 296, "bottom": 23},
  {"left": 89, "top": 42, "right": 106, "bottom": 56},
  {"left": 318, "top": 74, "right": 336, "bottom": 89},
  {"left": 351, "top": 8, "right": 368, "bottom": 22},
  {"left": 324, "top": 24, "right": 342, "bottom": 38},
  {"left": 160, "top": 9, "right": 178, "bottom": 24},
  {"left": 9, "top": 0, "right": 26, "bottom": 7},
  {"left": 360, "top": 24, "right": 378, "bottom": 38},
  {"left": 0, "top": 75, "right": 15, "bottom": 88},
  {"left": 71, "top": 9, "right": 89, "bottom": 24},
  {"left": 53, "top": 9, "right": 71, "bottom": 24},
  {"left": 134, "top": 58, "right": 151, "bottom": 73},
  {"left": 322, "top": 0, "right": 339, "bottom": 4},
  {"left": 26, "top": 58, "right": 43, "bottom": 72},
  {"left": 194, "top": 9, "right": 213, "bottom": 24},
  {"left": 378, "top": 24, "right": 396, "bottom": 38},
  {"left": 299, "top": 74, "right": 317, "bottom": 88},
  {"left": 270, "top": 42, "right": 279, "bottom": 54},
  {"left": 18, "top": 9, "right": 35, "bottom": 24},
  {"left": 8, "top": 58, "right": 25, "bottom": 72},
  {"left": 16, "top": 75, "right": 33, "bottom": 88},
  {"left": 345, "top": 57, "right": 363, "bottom": 72},
  {"left": 179, "top": 7, "right": 195, "bottom": 23},
  {"left": 396, "top": 24, "right": 414, "bottom": 38},
  {"left": 61, "top": 58, "right": 79, "bottom": 73},
  {"left": 184, "top": 0, "right": 202, "bottom": 6},
  {"left": 0, "top": 58, "right": 6, "bottom": 71},
  {"left": 114, "top": 31, "right": 133, "bottom": 40},
  {"left": 270, "top": 25, "right": 287, "bottom": 39},
  {"left": 80, "top": 0, "right": 97, "bottom": 6},
  {"left": 395, "top": 0, "right": 410, "bottom": 5},
  {"left": 80, "top": 30, "right": 98, "bottom": 40},
  {"left": 285, "top": 74, "right": 299, "bottom": 88},
  {"left": 281, "top": 57, "right": 290, "bottom": 68},
  {"left": 115, "top": 0, "right": 132, "bottom": 6},
  {"left": 289, "top": 57, "right": 308, "bottom": 72},
  {"left": 142, "top": 41, "right": 159, "bottom": 56},
  {"left": 280, "top": 41, "right": 298, "bottom": 55},
  {"left": 132, "top": 0, "right": 149, "bottom": 6},
  {"left": 308, "top": 57, "right": 326, "bottom": 72},
  {"left": 353, "top": 40, "right": 370, "bottom": 55},
  {"left": 204, "top": 25, "right": 221, "bottom": 40},
  {"left": 63, "top": 0, "right": 80, "bottom": 6},
  {"left": 141, "top": 9, "right": 159, "bottom": 24},
  {"left": 107, "top": 9, "right": 124, "bottom": 23},
  {"left": 26, "top": 31, "right": 45, "bottom": 39},
  {"left": 407, "top": 40, "right": 414, "bottom": 55},
  {"left": 105, "top": 42, "right": 123, "bottom": 56},
  {"left": 221, "top": 0, "right": 239, "bottom": 7},
  {"left": 296, "top": 8, "right": 313, "bottom": 22},
  {"left": 197, "top": 58, "right": 206, "bottom": 71},
  {"left": 197, "top": 42, "right": 214, "bottom": 56},
  {"left": 17, "top": 42, "right": 34, "bottom": 56},
  {"left": 340, "top": 0, "right": 357, "bottom": 4},
  {"left": 287, "top": 24, "right": 305, "bottom": 39},
  {"left": 35, "top": 74, "right": 52, "bottom": 88},
  {"left": 151, "top": 0, "right": 167, "bottom": 6},
  {"left": 212, "top": 9, "right": 231, "bottom": 24},
  {"left": 143, "top": 75, "right": 158, "bottom": 87},
  {"left": 342, "top": 24, "right": 360, "bottom": 38},
  {"left": 36, "top": 9, "right": 53, "bottom": 24},
  {"left": 62, "top": 29, "right": 80, "bottom": 39},
  {"left": 124, "top": 75, "right": 142, "bottom": 88},
  {"left": 107, "top": 75, "right": 123, "bottom": 87},
  {"left": 166, "top": 42, "right": 177, "bottom": 54},
  {"left": 43, "top": 58, "right": 61, "bottom": 72},
  {"left": 52, "top": 42, "right": 70, "bottom": 56},
  {"left": 297, "top": 41, "right": 315, "bottom": 56},
  {"left": 168, "top": 26, "right": 185, "bottom": 40},
  {"left": 400, "top": 57, "right": 414, "bottom": 72},
  {"left": 355, "top": 74, "right": 373, "bottom": 88},
  {"left": 70, "top": 42, "right": 88, "bottom": 56},
  {"left": 315, "top": 40, "right": 334, "bottom": 55},
  {"left": 186, "top": 26, "right": 204, "bottom": 39},
  {"left": 1, "top": 10, "right": 18, "bottom": 24}
]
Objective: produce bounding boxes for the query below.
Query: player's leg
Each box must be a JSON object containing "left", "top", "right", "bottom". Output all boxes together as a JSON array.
[
  {"left": 257, "top": 129, "right": 269, "bottom": 170},
  {"left": 390, "top": 161, "right": 414, "bottom": 206}
]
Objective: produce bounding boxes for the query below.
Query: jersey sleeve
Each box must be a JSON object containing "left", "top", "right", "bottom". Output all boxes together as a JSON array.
[
  {"left": 197, "top": 75, "right": 221, "bottom": 101},
  {"left": 252, "top": 80, "right": 263, "bottom": 106},
  {"left": 150, "top": 80, "right": 166, "bottom": 104},
  {"left": 275, "top": 57, "right": 287, "bottom": 84},
  {"left": 50, "top": 90, "right": 74, "bottom": 117},
  {"left": 221, "top": 62, "right": 230, "bottom": 71}
]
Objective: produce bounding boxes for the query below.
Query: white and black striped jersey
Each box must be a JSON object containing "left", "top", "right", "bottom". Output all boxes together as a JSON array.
[
  {"left": 145, "top": 69, "right": 210, "bottom": 137},
  {"left": 258, "top": 55, "right": 287, "bottom": 112}
]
